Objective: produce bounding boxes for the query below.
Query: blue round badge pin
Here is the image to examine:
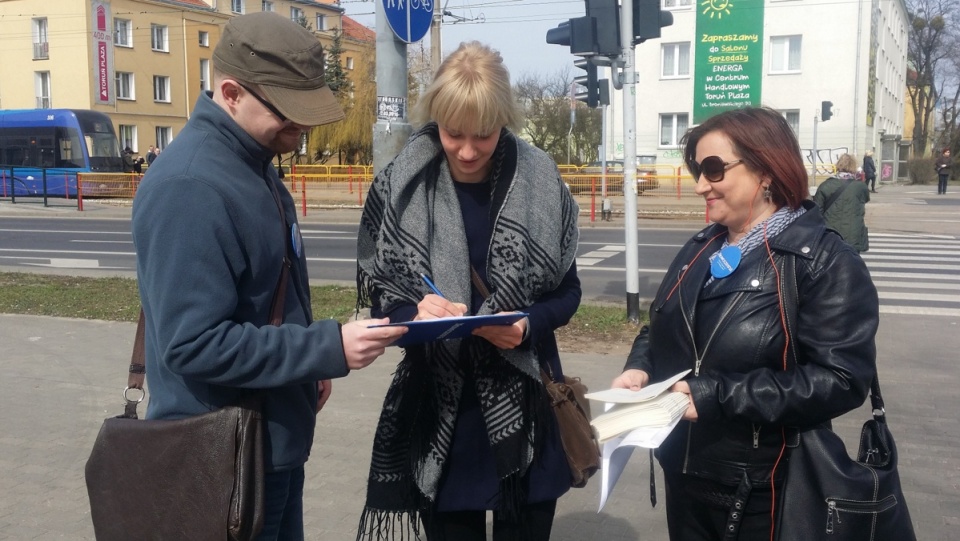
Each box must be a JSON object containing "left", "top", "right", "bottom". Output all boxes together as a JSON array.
[
  {"left": 710, "top": 245, "right": 742, "bottom": 279},
  {"left": 290, "top": 223, "right": 302, "bottom": 259}
]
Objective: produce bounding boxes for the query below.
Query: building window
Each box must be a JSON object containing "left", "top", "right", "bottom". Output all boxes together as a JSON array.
[
  {"left": 316, "top": 14, "right": 326, "bottom": 31},
  {"left": 33, "top": 18, "right": 49, "bottom": 59},
  {"left": 291, "top": 7, "right": 304, "bottom": 24},
  {"left": 35, "top": 72, "right": 52, "bottom": 108},
  {"left": 262, "top": 1, "right": 274, "bottom": 12},
  {"left": 114, "top": 19, "right": 132, "bottom": 48},
  {"left": 116, "top": 72, "right": 135, "bottom": 100},
  {"left": 779, "top": 109, "right": 800, "bottom": 136},
  {"left": 200, "top": 59, "right": 210, "bottom": 91},
  {"left": 199, "top": 31, "right": 209, "bottom": 47},
  {"left": 662, "top": 0, "right": 692, "bottom": 8},
  {"left": 156, "top": 127, "right": 172, "bottom": 150},
  {"left": 659, "top": 113, "right": 688, "bottom": 147},
  {"left": 661, "top": 42, "right": 690, "bottom": 78},
  {"left": 345, "top": 57, "right": 355, "bottom": 70},
  {"left": 119, "top": 125, "right": 138, "bottom": 152},
  {"left": 153, "top": 75, "right": 171, "bottom": 102},
  {"left": 770, "top": 35, "right": 802, "bottom": 73},
  {"left": 151, "top": 24, "right": 169, "bottom": 52},
  {"left": 231, "top": 0, "right": 244, "bottom": 14}
]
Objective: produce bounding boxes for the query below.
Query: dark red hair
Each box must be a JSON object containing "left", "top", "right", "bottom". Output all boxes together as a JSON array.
[{"left": 681, "top": 107, "right": 808, "bottom": 209}]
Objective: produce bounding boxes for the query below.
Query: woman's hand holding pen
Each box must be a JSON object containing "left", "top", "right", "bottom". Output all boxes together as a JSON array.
[{"left": 415, "top": 294, "right": 468, "bottom": 321}]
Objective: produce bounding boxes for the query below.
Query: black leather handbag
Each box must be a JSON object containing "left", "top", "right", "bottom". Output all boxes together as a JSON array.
[
  {"left": 775, "top": 379, "right": 916, "bottom": 541},
  {"left": 775, "top": 255, "right": 916, "bottom": 541}
]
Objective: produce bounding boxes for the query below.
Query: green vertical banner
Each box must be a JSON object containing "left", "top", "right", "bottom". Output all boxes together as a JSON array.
[{"left": 693, "top": 0, "right": 765, "bottom": 124}]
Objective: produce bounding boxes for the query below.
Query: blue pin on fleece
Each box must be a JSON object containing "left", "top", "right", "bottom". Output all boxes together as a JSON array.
[
  {"left": 710, "top": 245, "right": 742, "bottom": 279},
  {"left": 290, "top": 223, "right": 303, "bottom": 259}
]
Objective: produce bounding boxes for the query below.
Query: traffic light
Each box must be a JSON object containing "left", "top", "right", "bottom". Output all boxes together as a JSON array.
[
  {"left": 545, "top": 17, "right": 596, "bottom": 56},
  {"left": 633, "top": 0, "right": 674, "bottom": 44},
  {"left": 586, "top": 0, "right": 620, "bottom": 56},
  {"left": 598, "top": 78, "right": 610, "bottom": 107},
  {"left": 821, "top": 101, "right": 833, "bottom": 121},
  {"left": 574, "top": 58, "right": 600, "bottom": 108},
  {"left": 546, "top": 0, "right": 621, "bottom": 57}
]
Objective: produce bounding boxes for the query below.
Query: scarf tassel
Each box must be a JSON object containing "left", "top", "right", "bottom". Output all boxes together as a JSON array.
[{"left": 356, "top": 508, "right": 422, "bottom": 541}]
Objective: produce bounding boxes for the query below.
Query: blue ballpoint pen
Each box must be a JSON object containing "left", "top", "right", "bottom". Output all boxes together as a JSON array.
[{"left": 420, "top": 273, "right": 446, "bottom": 299}]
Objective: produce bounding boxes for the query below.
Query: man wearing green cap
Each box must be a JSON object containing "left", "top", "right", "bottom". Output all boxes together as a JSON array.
[{"left": 131, "top": 12, "right": 406, "bottom": 540}]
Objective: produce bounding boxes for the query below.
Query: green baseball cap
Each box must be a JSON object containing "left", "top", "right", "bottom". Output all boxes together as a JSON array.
[{"left": 213, "top": 12, "right": 345, "bottom": 126}]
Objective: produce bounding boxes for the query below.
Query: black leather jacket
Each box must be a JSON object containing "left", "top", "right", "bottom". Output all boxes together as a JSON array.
[{"left": 625, "top": 201, "right": 878, "bottom": 486}]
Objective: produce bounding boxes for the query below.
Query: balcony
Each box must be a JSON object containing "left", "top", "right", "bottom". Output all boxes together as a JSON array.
[{"left": 33, "top": 41, "right": 49, "bottom": 60}]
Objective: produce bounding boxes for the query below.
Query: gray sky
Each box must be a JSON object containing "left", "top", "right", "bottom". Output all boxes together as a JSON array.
[{"left": 340, "top": 0, "right": 585, "bottom": 79}]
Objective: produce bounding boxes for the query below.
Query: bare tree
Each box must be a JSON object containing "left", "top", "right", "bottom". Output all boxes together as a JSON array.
[
  {"left": 906, "top": 0, "right": 959, "bottom": 156},
  {"left": 514, "top": 69, "right": 602, "bottom": 165}
]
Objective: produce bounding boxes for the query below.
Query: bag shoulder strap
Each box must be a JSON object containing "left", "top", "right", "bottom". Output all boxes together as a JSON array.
[
  {"left": 124, "top": 177, "right": 293, "bottom": 417},
  {"left": 820, "top": 178, "right": 853, "bottom": 214},
  {"left": 780, "top": 253, "right": 884, "bottom": 416}
]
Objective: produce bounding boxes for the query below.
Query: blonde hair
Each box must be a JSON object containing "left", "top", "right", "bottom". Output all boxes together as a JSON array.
[
  {"left": 414, "top": 41, "right": 523, "bottom": 134},
  {"left": 836, "top": 153, "right": 858, "bottom": 174}
]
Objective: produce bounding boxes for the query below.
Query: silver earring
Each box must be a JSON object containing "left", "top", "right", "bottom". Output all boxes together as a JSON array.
[{"left": 763, "top": 186, "right": 772, "bottom": 200}]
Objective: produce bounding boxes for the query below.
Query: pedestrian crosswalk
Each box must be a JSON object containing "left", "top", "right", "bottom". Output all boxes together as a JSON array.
[{"left": 862, "top": 233, "right": 960, "bottom": 317}]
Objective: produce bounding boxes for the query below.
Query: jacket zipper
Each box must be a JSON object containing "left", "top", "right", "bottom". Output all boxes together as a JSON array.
[{"left": 679, "top": 287, "right": 746, "bottom": 473}]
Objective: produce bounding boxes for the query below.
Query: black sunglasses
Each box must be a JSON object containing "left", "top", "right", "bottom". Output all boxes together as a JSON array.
[
  {"left": 237, "top": 82, "right": 288, "bottom": 123},
  {"left": 690, "top": 156, "right": 744, "bottom": 182}
]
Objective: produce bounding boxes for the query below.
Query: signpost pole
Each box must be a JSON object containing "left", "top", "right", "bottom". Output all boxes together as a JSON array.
[
  {"left": 621, "top": 0, "right": 641, "bottom": 323},
  {"left": 374, "top": 0, "right": 432, "bottom": 176}
]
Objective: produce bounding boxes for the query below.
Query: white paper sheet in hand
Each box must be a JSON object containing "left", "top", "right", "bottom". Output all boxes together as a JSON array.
[
  {"left": 598, "top": 415, "right": 684, "bottom": 511},
  {"left": 584, "top": 369, "right": 691, "bottom": 403}
]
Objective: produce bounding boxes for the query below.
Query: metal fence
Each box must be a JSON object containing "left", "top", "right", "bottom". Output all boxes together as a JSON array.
[{"left": 35, "top": 162, "right": 841, "bottom": 215}]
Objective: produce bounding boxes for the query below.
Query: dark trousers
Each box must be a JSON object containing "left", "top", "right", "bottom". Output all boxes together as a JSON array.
[
  {"left": 256, "top": 466, "right": 305, "bottom": 541},
  {"left": 422, "top": 500, "right": 557, "bottom": 541},
  {"left": 939, "top": 174, "right": 949, "bottom": 194},
  {"left": 866, "top": 175, "right": 876, "bottom": 191},
  {"left": 664, "top": 473, "right": 773, "bottom": 541}
]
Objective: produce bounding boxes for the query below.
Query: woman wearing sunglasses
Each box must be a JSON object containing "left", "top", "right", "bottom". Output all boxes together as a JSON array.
[{"left": 610, "top": 107, "right": 879, "bottom": 540}]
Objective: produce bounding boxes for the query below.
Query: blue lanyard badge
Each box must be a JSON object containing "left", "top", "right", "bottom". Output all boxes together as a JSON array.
[
  {"left": 290, "top": 223, "right": 302, "bottom": 260},
  {"left": 710, "top": 245, "right": 742, "bottom": 279}
]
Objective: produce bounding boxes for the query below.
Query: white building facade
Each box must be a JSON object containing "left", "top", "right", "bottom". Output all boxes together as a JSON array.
[{"left": 604, "top": 0, "right": 909, "bottom": 183}]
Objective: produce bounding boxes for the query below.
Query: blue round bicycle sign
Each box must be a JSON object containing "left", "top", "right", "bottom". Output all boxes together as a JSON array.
[{"left": 382, "top": 0, "right": 432, "bottom": 44}]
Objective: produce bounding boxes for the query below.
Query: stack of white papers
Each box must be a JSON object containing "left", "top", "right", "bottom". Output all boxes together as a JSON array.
[
  {"left": 584, "top": 369, "right": 691, "bottom": 511},
  {"left": 590, "top": 392, "right": 690, "bottom": 442},
  {"left": 584, "top": 369, "right": 691, "bottom": 443}
]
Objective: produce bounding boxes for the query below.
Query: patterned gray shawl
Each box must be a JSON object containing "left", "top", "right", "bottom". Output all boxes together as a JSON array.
[{"left": 355, "top": 123, "right": 579, "bottom": 538}]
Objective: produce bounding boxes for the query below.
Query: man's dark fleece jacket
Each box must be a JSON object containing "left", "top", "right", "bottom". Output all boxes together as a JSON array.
[{"left": 132, "top": 92, "right": 349, "bottom": 471}]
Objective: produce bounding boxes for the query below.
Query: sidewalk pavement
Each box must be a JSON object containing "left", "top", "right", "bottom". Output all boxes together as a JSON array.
[{"left": 1, "top": 310, "right": 958, "bottom": 540}]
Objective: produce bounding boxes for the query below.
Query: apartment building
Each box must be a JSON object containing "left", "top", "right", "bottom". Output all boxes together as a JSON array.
[
  {"left": 604, "top": 0, "right": 910, "bottom": 182},
  {"left": 0, "top": 0, "right": 372, "bottom": 159}
]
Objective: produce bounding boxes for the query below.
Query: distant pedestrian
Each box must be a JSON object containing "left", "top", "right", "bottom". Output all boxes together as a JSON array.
[
  {"left": 122, "top": 147, "right": 136, "bottom": 173},
  {"left": 814, "top": 153, "right": 870, "bottom": 252},
  {"left": 863, "top": 150, "right": 877, "bottom": 192},
  {"left": 145, "top": 145, "right": 157, "bottom": 166},
  {"left": 935, "top": 148, "right": 951, "bottom": 195}
]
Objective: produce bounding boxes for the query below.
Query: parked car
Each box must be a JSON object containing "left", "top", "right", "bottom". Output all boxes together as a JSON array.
[{"left": 577, "top": 159, "right": 660, "bottom": 194}]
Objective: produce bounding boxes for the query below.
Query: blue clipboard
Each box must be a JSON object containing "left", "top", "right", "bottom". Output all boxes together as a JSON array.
[{"left": 370, "top": 313, "right": 529, "bottom": 347}]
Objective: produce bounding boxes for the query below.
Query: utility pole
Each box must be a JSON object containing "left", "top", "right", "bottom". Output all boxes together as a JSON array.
[
  {"left": 430, "top": 0, "right": 442, "bottom": 71},
  {"left": 620, "top": 0, "right": 640, "bottom": 322}
]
